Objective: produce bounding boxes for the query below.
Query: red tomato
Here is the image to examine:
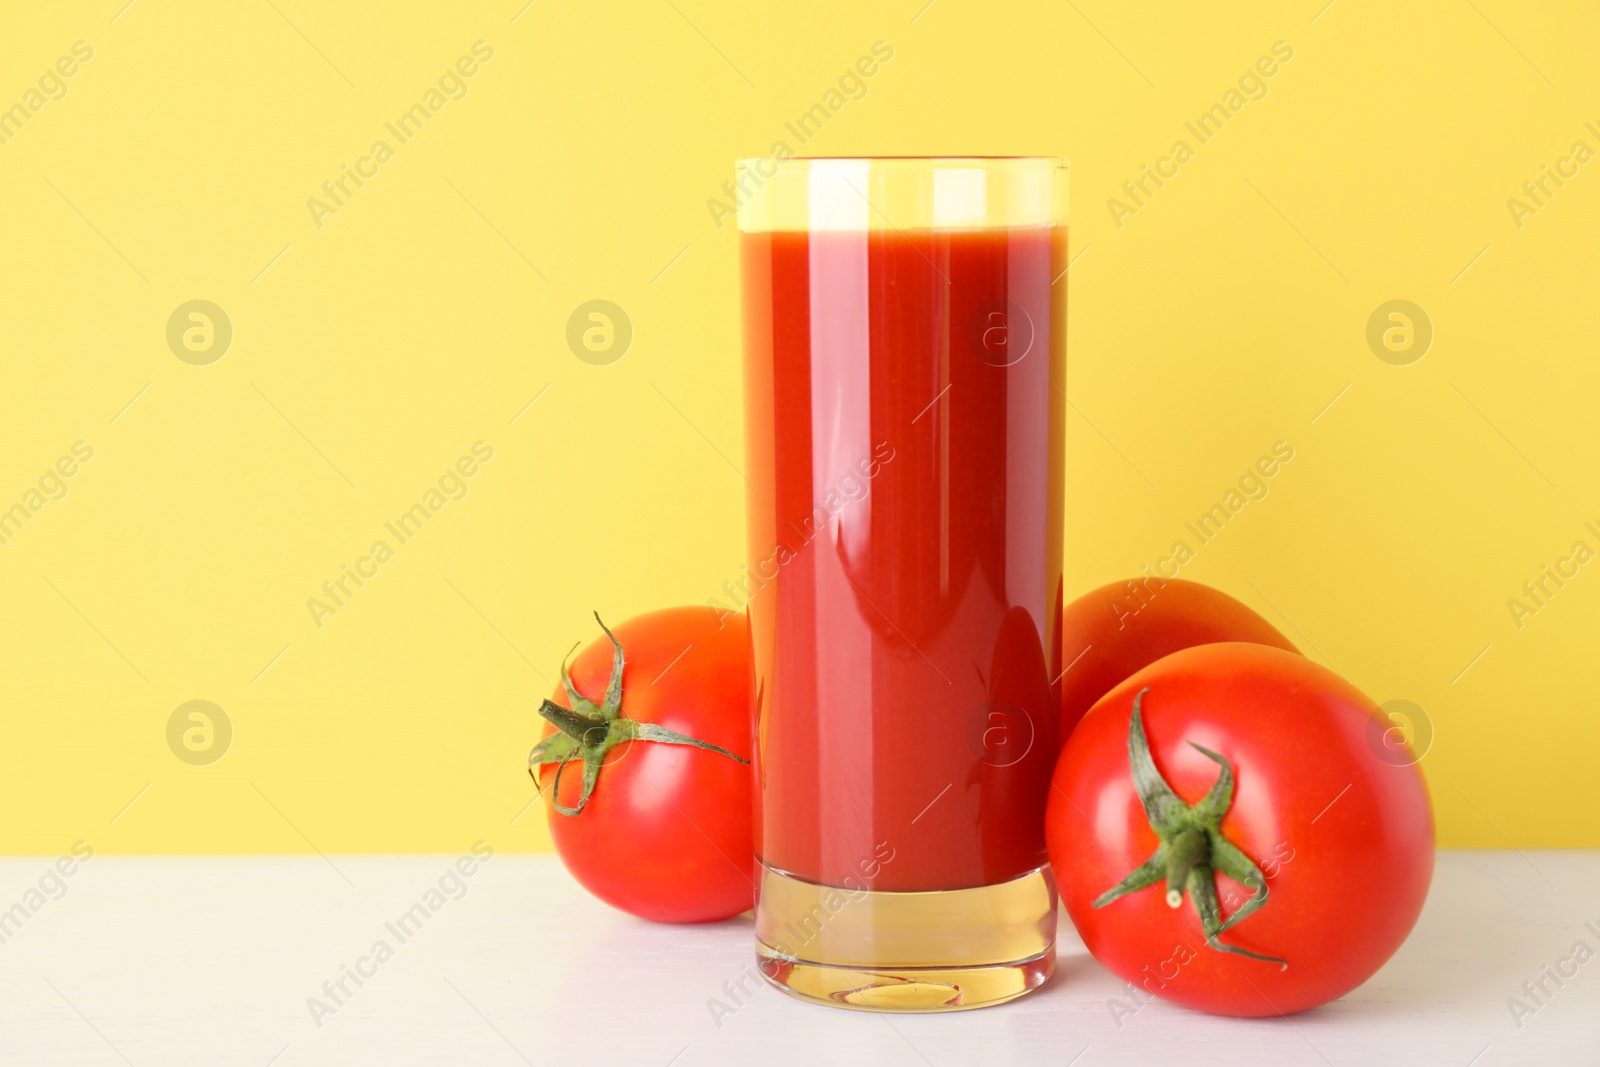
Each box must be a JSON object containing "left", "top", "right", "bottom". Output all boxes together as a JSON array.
[
  {"left": 532, "top": 606, "right": 754, "bottom": 923},
  {"left": 1060, "top": 579, "right": 1297, "bottom": 742},
  {"left": 1047, "top": 642, "right": 1433, "bottom": 1017}
]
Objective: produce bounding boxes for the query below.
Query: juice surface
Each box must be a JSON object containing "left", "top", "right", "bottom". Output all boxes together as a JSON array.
[{"left": 742, "top": 225, "right": 1066, "bottom": 892}]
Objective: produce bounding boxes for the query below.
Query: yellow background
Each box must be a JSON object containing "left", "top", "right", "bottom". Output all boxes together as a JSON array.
[{"left": 2, "top": 0, "right": 1595, "bottom": 854}]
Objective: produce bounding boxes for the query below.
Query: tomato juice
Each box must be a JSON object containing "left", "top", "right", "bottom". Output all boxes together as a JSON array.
[{"left": 742, "top": 222, "right": 1067, "bottom": 893}]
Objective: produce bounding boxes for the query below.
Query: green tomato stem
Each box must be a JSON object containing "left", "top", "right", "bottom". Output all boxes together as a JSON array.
[
  {"left": 527, "top": 613, "right": 750, "bottom": 817},
  {"left": 1091, "top": 687, "right": 1288, "bottom": 969}
]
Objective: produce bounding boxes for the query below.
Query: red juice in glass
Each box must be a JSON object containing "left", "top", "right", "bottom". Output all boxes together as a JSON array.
[{"left": 739, "top": 158, "right": 1068, "bottom": 1011}]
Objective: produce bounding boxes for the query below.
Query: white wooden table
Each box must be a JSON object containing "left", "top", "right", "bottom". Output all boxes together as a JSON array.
[{"left": 0, "top": 851, "right": 1593, "bottom": 1065}]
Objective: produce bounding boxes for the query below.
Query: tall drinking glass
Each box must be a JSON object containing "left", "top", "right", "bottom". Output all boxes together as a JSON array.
[{"left": 739, "top": 157, "right": 1068, "bottom": 1011}]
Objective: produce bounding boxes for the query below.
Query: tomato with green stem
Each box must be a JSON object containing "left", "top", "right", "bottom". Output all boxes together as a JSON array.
[
  {"left": 1047, "top": 642, "right": 1433, "bottom": 1016},
  {"left": 529, "top": 607, "right": 755, "bottom": 923}
]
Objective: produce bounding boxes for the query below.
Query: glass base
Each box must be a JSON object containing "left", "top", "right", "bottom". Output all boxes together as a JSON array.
[{"left": 754, "top": 863, "right": 1057, "bottom": 1012}]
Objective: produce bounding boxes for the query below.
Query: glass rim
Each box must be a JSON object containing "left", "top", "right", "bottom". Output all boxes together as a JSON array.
[
  {"left": 735, "top": 156, "right": 1068, "bottom": 231},
  {"left": 736, "top": 155, "right": 1067, "bottom": 168}
]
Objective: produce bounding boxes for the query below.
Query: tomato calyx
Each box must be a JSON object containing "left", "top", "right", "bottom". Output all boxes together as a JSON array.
[
  {"left": 1092, "top": 687, "right": 1288, "bottom": 969},
  {"left": 527, "top": 612, "right": 750, "bottom": 817}
]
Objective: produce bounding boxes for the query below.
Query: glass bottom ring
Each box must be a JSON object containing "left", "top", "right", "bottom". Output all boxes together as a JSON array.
[{"left": 753, "top": 863, "right": 1057, "bottom": 1012}]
